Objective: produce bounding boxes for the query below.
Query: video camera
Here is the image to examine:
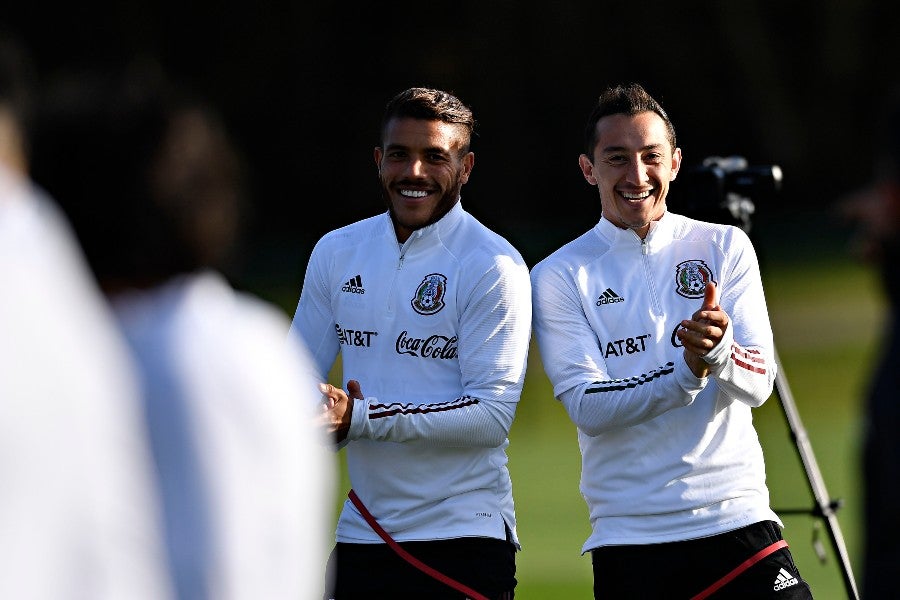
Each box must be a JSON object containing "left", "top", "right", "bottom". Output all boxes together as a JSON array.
[{"left": 672, "top": 156, "right": 783, "bottom": 233}]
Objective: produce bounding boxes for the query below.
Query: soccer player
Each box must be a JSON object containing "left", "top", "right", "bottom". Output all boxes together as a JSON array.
[
  {"left": 0, "top": 34, "right": 170, "bottom": 599},
  {"left": 530, "top": 83, "right": 814, "bottom": 598},
  {"left": 29, "top": 60, "right": 333, "bottom": 600},
  {"left": 290, "top": 87, "right": 532, "bottom": 599}
]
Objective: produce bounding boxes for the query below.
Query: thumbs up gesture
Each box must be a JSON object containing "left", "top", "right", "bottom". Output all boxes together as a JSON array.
[{"left": 676, "top": 281, "right": 729, "bottom": 378}]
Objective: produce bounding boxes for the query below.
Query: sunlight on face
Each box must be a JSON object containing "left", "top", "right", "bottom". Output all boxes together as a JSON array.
[
  {"left": 374, "top": 118, "right": 473, "bottom": 243},
  {"left": 579, "top": 111, "right": 681, "bottom": 238}
]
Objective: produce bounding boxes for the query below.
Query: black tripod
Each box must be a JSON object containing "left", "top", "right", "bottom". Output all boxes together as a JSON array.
[
  {"left": 677, "top": 157, "right": 860, "bottom": 597},
  {"left": 771, "top": 347, "right": 860, "bottom": 599}
]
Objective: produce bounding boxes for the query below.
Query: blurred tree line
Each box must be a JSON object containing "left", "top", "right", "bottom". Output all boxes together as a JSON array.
[{"left": 6, "top": 0, "right": 898, "bottom": 298}]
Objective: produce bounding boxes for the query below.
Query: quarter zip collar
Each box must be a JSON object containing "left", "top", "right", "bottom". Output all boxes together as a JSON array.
[
  {"left": 595, "top": 211, "right": 672, "bottom": 251},
  {"left": 385, "top": 200, "right": 466, "bottom": 251}
]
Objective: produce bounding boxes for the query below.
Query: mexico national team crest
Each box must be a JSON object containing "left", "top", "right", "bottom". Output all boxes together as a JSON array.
[
  {"left": 674, "top": 260, "right": 715, "bottom": 299},
  {"left": 411, "top": 273, "right": 448, "bottom": 315}
]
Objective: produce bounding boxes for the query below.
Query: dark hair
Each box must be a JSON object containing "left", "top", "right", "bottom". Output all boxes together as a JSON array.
[
  {"left": 0, "top": 31, "right": 37, "bottom": 164},
  {"left": 583, "top": 83, "right": 676, "bottom": 157},
  {"left": 380, "top": 87, "right": 476, "bottom": 154},
  {"left": 30, "top": 60, "right": 244, "bottom": 289}
]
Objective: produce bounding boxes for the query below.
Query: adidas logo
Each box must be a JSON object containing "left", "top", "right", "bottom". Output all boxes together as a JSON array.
[
  {"left": 595, "top": 287, "right": 625, "bottom": 306},
  {"left": 341, "top": 274, "right": 365, "bottom": 294},
  {"left": 773, "top": 567, "right": 798, "bottom": 591}
]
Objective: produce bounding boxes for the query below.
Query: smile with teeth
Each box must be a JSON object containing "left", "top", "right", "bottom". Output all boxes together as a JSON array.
[
  {"left": 620, "top": 189, "right": 652, "bottom": 200},
  {"left": 400, "top": 189, "right": 429, "bottom": 198}
]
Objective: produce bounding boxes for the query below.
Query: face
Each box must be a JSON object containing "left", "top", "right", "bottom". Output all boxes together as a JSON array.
[
  {"left": 578, "top": 111, "right": 682, "bottom": 239},
  {"left": 374, "top": 117, "right": 474, "bottom": 242}
]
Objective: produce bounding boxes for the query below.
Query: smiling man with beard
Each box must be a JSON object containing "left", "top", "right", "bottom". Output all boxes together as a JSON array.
[{"left": 290, "top": 87, "right": 532, "bottom": 599}]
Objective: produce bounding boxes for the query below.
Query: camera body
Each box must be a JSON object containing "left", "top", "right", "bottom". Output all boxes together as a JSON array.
[{"left": 672, "top": 156, "right": 783, "bottom": 232}]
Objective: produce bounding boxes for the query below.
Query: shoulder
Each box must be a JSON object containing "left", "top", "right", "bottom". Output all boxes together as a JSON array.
[
  {"left": 197, "top": 273, "right": 292, "bottom": 341},
  {"left": 667, "top": 211, "right": 742, "bottom": 238},
  {"left": 313, "top": 213, "right": 388, "bottom": 251},
  {"left": 668, "top": 212, "right": 751, "bottom": 248},
  {"left": 447, "top": 210, "right": 528, "bottom": 270},
  {"left": 531, "top": 227, "right": 605, "bottom": 282},
  {"left": 119, "top": 272, "right": 289, "bottom": 352},
  {"left": 305, "top": 214, "right": 392, "bottom": 279}
]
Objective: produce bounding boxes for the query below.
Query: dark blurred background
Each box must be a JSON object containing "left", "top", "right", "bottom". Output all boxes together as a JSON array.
[
  {"left": 6, "top": 0, "right": 898, "bottom": 303},
  {"left": 6, "top": 6, "right": 892, "bottom": 596}
]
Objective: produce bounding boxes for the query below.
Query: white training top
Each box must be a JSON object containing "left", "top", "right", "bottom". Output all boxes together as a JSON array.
[
  {"left": 0, "top": 166, "right": 171, "bottom": 599},
  {"left": 113, "top": 271, "right": 334, "bottom": 600},
  {"left": 531, "top": 211, "right": 781, "bottom": 553},
  {"left": 290, "top": 201, "right": 532, "bottom": 547}
]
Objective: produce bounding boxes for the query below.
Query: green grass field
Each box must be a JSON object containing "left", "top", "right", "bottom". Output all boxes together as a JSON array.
[{"left": 323, "top": 250, "right": 886, "bottom": 599}]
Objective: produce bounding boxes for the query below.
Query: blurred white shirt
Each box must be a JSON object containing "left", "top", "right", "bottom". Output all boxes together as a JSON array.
[
  {"left": 112, "top": 269, "right": 334, "bottom": 600},
  {"left": 0, "top": 164, "right": 172, "bottom": 599}
]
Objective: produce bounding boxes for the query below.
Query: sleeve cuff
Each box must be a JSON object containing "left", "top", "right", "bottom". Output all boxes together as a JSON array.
[
  {"left": 701, "top": 321, "right": 734, "bottom": 366},
  {"left": 345, "top": 395, "right": 372, "bottom": 441}
]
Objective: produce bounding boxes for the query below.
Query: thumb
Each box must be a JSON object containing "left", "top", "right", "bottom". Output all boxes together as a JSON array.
[
  {"left": 347, "top": 379, "right": 364, "bottom": 400},
  {"left": 702, "top": 281, "right": 718, "bottom": 311}
]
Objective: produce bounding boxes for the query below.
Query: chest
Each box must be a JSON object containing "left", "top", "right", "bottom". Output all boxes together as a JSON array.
[
  {"left": 329, "top": 247, "right": 464, "bottom": 359},
  {"left": 582, "top": 243, "right": 724, "bottom": 354}
]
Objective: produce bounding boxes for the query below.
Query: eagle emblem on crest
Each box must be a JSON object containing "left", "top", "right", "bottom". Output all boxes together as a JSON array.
[
  {"left": 674, "top": 260, "right": 715, "bottom": 299},
  {"left": 411, "top": 273, "right": 447, "bottom": 315}
]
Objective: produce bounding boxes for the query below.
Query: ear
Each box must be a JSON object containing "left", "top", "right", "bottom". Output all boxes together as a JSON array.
[
  {"left": 458, "top": 151, "right": 475, "bottom": 184},
  {"left": 670, "top": 147, "right": 683, "bottom": 181},
  {"left": 579, "top": 154, "right": 597, "bottom": 185},
  {"left": 374, "top": 146, "right": 383, "bottom": 171}
]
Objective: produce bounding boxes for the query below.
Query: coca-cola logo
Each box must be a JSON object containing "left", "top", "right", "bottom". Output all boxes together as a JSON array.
[{"left": 395, "top": 330, "right": 458, "bottom": 359}]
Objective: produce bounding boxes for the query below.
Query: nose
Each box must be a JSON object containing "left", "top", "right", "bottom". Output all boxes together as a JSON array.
[
  {"left": 626, "top": 159, "right": 649, "bottom": 184},
  {"left": 406, "top": 158, "right": 426, "bottom": 177}
]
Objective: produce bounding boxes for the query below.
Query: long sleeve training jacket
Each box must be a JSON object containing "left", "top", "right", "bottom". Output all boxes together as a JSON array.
[
  {"left": 290, "top": 202, "right": 532, "bottom": 546},
  {"left": 531, "top": 211, "right": 780, "bottom": 553}
]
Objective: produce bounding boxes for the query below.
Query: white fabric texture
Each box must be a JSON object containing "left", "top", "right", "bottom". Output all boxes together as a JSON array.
[
  {"left": 113, "top": 270, "right": 333, "bottom": 600},
  {"left": 0, "top": 166, "right": 172, "bottom": 599},
  {"left": 290, "top": 201, "right": 532, "bottom": 547},
  {"left": 531, "top": 211, "right": 780, "bottom": 553}
]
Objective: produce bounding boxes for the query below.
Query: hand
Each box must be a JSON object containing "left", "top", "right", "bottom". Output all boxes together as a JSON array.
[
  {"left": 676, "top": 281, "right": 729, "bottom": 378},
  {"left": 316, "top": 380, "right": 364, "bottom": 443}
]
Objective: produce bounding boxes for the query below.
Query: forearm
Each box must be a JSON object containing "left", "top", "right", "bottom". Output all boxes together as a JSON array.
[
  {"left": 346, "top": 394, "right": 517, "bottom": 447},
  {"left": 708, "top": 341, "right": 777, "bottom": 407},
  {"left": 560, "top": 360, "right": 706, "bottom": 436},
  {"left": 700, "top": 308, "right": 776, "bottom": 407}
]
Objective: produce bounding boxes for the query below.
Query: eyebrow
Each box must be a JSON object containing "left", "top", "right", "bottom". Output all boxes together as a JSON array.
[
  {"left": 600, "top": 143, "right": 665, "bottom": 154},
  {"left": 384, "top": 143, "right": 453, "bottom": 155}
]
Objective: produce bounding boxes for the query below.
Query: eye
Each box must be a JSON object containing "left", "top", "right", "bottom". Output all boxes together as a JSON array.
[
  {"left": 603, "top": 155, "right": 627, "bottom": 166},
  {"left": 386, "top": 150, "right": 408, "bottom": 160},
  {"left": 427, "top": 152, "right": 450, "bottom": 163},
  {"left": 644, "top": 152, "right": 664, "bottom": 164}
]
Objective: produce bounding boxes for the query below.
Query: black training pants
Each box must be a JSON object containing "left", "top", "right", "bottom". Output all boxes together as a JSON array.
[
  {"left": 591, "top": 520, "right": 814, "bottom": 598},
  {"left": 324, "top": 536, "right": 517, "bottom": 599}
]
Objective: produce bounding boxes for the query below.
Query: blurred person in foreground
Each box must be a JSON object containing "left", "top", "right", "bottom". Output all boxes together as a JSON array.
[
  {"left": 838, "top": 89, "right": 900, "bottom": 599},
  {"left": 30, "top": 59, "right": 334, "bottom": 600},
  {"left": 290, "top": 87, "right": 532, "bottom": 599},
  {"left": 529, "top": 83, "right": 813, "bottom": 598},
  {"left": 0, "top": 35, "right": 171, "bottom": 598}
]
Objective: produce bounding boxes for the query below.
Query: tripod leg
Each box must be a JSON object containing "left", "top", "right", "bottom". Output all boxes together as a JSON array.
[{"left": 773, "top": 346, "right": 860, "bottom": 599}]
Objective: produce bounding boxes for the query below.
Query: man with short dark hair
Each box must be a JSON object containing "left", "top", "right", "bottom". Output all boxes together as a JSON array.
[
  {"left": 0, "top": 34, "right": 170, "bottom": 599},
  {"left": 531, "top": 83, "right": 813, "bottom": 598},
  {"left": 291, "top": 87, "right": 532, "bottom": 599},
  {"left": 30, "top": 60, "right": 333, "bottom": 600}
]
